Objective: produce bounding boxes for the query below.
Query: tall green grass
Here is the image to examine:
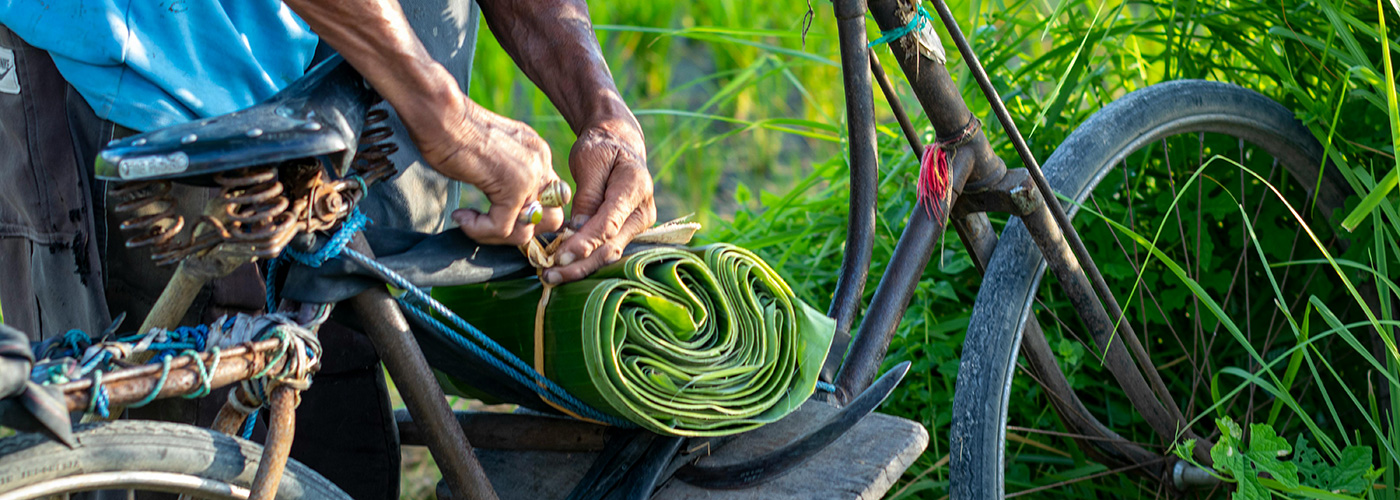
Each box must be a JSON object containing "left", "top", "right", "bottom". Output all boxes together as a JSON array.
[{"left": 465, "top": 0, "right": 1398, "bottom": 497}]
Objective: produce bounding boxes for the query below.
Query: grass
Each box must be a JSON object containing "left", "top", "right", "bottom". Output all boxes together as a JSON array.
[{"left": 452, "top": 0, "right": 1400, "bottom": 498}]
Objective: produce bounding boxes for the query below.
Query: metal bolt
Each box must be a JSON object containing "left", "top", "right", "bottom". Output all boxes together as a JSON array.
[
  {"left": 246, "top": 128, "right": 264, "bottom": 138},
  {"left": 302, "top": 122, "right": 322, "bottom": 132},
  {"left": 181, "top": 134, "right": 198, "bottom": 145}
]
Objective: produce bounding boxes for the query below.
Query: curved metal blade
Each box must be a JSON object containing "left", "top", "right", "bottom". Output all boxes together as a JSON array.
[{"left": 674, "top": 361, "right": 911, "bottom": 489}]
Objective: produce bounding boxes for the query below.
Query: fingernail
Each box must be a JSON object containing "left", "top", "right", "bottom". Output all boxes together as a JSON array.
[
  {"left": 544, "top": 270, "right": 562, "bottom": 284},
  {"left": 558, "top": 252, "right": 576, "bottom": 266},
  {"left": 571, "top": 215, "right": 590, "bottom": 228}
]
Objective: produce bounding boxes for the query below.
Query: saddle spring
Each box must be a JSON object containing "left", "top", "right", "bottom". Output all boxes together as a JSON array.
[
  {"left": 110, "top": 108, "right": 391, "bottom": 266},
  {"left": 110, "top": 180, "right": 185, "bottom": 251},
  {"left": 215, "top": 165, "right": 299, "bottom": 260},
  {"left": 352, "top": 108, "right": 399, "bottom": 184}
]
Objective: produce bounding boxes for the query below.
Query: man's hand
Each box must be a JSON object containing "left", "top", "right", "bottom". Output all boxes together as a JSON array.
[
  {"left": 420, "top": 106, "right": 566, "bottom": 246},
  {"left": 545, "top": 117, "right": 656, "bottom": 284}
]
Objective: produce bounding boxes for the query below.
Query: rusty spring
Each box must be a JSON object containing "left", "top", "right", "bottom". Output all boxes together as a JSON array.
[
  {"left": 110, "top": 180, "right": 184, "bottom": 251},
  {"left": 215, "top": 166, "right": 299, "bottom": 261},
  {"left": 108, "top": 166, "right": 298, "bottom": 265},
  {"left": 352, "top": 109, "right": 399, "bottom": 184}
]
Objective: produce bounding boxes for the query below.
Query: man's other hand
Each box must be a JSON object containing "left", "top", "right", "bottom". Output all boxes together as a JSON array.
[{"left": 545, "top": 116, "right": 655, "bottom": 284}]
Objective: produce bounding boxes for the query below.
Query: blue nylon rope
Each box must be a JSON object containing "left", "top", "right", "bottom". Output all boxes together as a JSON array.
[
  {"left": 868, "top": 5, "right": 934, "bottom": 47},
  {"left": 815, "top": 381, "right": 836, "bottom": 393},
  {"left": 394, "top": 298, "right": 633, "bottom": 427},
  {"left": 89, "top": 370, "right": 110, "bottom": 418},
  {"left": 266, "top": 207, "right": 372, "bottom": 311},
  {"left": 241, "top": 408, "right": 260, "bottom": 440},
  {"left": 339, "top": 248, "right": 634, "bottom": 427}
]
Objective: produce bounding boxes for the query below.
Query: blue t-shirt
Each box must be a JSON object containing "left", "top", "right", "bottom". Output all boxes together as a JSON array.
[{"left": 0, "top": 0, "right": 319, "bottom": 131}]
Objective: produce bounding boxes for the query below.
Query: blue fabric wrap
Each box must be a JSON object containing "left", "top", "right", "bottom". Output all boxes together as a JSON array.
[{"left": 0, "top": 0, "right": 319, "bottom": 132}]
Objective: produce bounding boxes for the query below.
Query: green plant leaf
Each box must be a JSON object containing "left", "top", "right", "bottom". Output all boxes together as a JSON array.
[
  {"left": 1212, "top": 417, "right": 1249, "bottom": 478},
  {"left": 1245, "top": 423, "right": 1299, "bottom": 490},
  {"left": 1295, "top": 436, "right": 1378, "bottom": 494}
]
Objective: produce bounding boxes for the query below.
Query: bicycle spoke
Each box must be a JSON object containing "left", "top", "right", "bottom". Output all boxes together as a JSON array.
[
  {"left": 1006, "top": 426, "right": 1165, "bottom": 448},
  {"left": 1087, "top": 194, "right": 1193, "bottom": 375},
  {"left": 1005, "top": 458, "right": 1166, "bottom": 498}
]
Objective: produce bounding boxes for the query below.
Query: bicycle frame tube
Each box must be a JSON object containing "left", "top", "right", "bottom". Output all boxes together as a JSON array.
[
  {"left": 925, "top": 0, "right": 1194, "bottom": 440},
  {"left": 346, "top": 236, "right": 499, "bottom": 500},
  {"left": 821, "top": 0, "right": 882, "bottom": 385},
  {"left": 56, "top": 338, "right": 289, "bottom": 412},
  {"left": 829, "top": 0, "right": 1011, "bottom": 399}
]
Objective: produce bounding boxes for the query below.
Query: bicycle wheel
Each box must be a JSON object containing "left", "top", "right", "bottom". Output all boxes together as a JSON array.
[
  {"left": 951, "top": 80, "right": 1359, "bottom": 497},
  {"left": 0, "top": 421, "right": 350, "bottom": 500}
]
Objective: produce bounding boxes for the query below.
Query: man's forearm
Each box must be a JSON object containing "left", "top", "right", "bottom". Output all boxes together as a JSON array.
[
  {"left": 281, "top": 0, "right": 477, "bottom": 157},
  {"left": 477, "top": 0, "right": 634, "bottom": 134}
]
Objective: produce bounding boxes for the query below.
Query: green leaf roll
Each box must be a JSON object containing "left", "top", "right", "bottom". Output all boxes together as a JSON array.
[{"left": 431, "top": 243, "right": 835, "bottom": 437}]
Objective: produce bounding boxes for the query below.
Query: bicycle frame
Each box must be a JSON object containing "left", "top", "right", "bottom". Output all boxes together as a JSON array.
[{"left": 822, "top": 0, "right": 1211, "bottom": 478}]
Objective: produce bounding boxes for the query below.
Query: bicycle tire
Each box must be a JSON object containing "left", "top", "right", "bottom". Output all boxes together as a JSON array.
[
  {"left": 949, "top": 80, "right": 1352, "bottom": 498},
  {"left": 0, "top": 420, "right": 350, "bottom": 500}
]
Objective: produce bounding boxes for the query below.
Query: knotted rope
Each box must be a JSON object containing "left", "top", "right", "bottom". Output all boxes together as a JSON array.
[{"left": 265, "top": 206, "right": 372, "bottom": 312}]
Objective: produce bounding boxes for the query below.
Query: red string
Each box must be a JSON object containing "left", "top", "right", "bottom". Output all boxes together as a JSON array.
[{"left": 918, "top": 143, "right": 951, "bottom": 221}]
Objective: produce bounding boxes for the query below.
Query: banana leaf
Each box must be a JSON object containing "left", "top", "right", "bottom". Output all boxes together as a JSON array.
[{"left": 429, "top": 243, "right": 835, "bottom": 437}]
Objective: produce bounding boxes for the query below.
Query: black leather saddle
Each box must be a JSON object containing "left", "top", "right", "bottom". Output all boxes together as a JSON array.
[{"left": 94, "top": 54, "right": 378, "bottom": 186}]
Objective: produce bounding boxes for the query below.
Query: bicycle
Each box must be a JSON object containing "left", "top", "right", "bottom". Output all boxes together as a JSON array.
[
  {"left": 0, "top": 0, "right": 1369, "bottom": 498},
  {"left": 0, "top": 49, "right": 918, "bottom": 499}
]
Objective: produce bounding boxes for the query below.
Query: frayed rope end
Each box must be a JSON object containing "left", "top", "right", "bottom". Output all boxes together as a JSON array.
[{"left": 918, "top": 144, "right": 951, "bottom": 221}]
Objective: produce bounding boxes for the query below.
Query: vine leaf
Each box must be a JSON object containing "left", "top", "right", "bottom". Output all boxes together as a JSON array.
[
  {"left": 1244, "top": 424, "right": 1299, "bottom": 490},
  {"left": 1293, "top": 436, "right": 1380, "bottom": 494},
  {"left": 1208, "top": 417, "right": 1297, "bottom": 500}
]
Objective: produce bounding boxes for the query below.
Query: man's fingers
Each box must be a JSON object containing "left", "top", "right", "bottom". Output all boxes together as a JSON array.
[
  {"left": 538, "top": 206, "right": 565, "bottom": 233},
  {"left": 546, "top": 208, "right": 652, "bottom": 284},
  {"left": 567, "top": 133, "right": 615, "bottom": 221},
  {"left": 555, "top": 196, "right": 631, "bottom": 266},
  {"left": 452, "top": 205, "right": 533, "bottom": 246},
  {"left": 556, "top": 166, "right": 650, "bottom": 263}
]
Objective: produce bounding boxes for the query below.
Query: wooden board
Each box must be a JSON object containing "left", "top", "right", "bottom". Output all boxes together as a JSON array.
[{"left": 473, "top": 400, "right": 928, "bottom": 499}]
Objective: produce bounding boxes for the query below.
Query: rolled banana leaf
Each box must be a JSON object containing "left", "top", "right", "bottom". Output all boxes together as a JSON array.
[{"left": 430, "top": 243, "right": 835, "bottom": 437}]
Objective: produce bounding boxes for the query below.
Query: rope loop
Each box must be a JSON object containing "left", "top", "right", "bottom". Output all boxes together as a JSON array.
[
  {"left": 181, "top": 347, "right": 220, "bottom": 399},
  {"left": 282, "top": 208, "right": 371, "bottom": 268},
  {"left": 869, "top": 5, "right": 935, "bottom": 48},
  {"left": 129, "top": 354, "right": 174, "bottom": 408},
  {"left": 248, "top": 316, "right": 321, "bottom": 395}
]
